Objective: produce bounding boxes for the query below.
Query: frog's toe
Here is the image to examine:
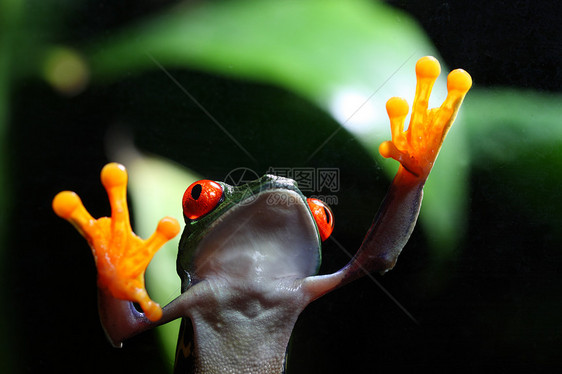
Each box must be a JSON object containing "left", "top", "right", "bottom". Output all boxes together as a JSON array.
[
  {"left": 448, "top": 68, "right": 472, "bottom": 94},
  {"left": 157, "top": 217, "right": 181, "bottom": 240},
  {"left": 142, "top": 299, "right": 163, "bottom": 322},
  {"left": 52, "top": 190, "right": 97, "bottom": 236},
  {"left": 130, "top": 288, "right": 163, "bottom": 321},
  {"left": 101, "top": 162, "right": 128, "bottom": 189},
  {"left": 52, "top": 191, "right": 82, "bottom": 219}
]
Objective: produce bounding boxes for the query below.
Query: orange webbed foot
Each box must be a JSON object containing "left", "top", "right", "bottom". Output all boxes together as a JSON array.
[
  {"left": 379, "top": 56, "right": 472, "bottom": 178},
  {"left": 52, "top": 163, "right": 180, "bottom": 321}
]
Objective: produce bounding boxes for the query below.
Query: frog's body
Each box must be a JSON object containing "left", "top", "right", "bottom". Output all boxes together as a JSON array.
[
  {"left": 174, "top": 176, "right": 321, "bottom": 373},
  {"left": 52, "top": 57, "right": 471, "bottom": 373}
]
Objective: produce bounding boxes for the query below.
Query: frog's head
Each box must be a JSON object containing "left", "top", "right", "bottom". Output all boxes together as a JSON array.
[{"left": 177, "top": 174, "right": 333, "bottom": 291}]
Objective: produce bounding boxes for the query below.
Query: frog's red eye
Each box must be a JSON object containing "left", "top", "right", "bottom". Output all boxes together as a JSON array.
[
  {"left": 307, "top": 198, "right": 334, "bottom": 241},
  {"left": 182, "top": 180, "right": 223, "bottom": 220}
]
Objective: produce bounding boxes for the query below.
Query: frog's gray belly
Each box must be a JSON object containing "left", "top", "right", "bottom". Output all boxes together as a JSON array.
[
  {"left": 179, "top": 189, "right": 320, "bottom": 373},
  {"left": 186, "top": 278, "right": 308, "bottom": 374}
]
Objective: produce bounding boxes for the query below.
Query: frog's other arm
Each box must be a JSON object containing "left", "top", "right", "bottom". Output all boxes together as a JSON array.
[
  {"left": 52, "top": 164, "right": 193, "bottom": 346},
  {"left": 304, "top": 56, "right": 472, "bottom": 299}
]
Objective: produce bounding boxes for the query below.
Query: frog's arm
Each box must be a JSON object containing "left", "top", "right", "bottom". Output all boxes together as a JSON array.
[
  {"left": 304, "top": 56, "right": 472, "bottom": 299},
  {"left": 52, "top": 163, "right": 194, "bottom": 346}
]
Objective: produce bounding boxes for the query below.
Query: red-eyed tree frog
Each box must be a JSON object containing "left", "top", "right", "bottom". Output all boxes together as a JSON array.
[{"left": 52, "top": 56, "right": 471, "bottom": 374}]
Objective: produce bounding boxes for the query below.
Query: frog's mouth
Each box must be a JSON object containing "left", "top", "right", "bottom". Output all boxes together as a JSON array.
[{"left": 191, "top": 188, "right": 321, "bottom": 282}]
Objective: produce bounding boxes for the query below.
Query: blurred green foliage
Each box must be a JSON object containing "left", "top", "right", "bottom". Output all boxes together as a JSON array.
[
  {"left": 83, "top": 0, "right": 466, "bottom": 364},
  {"left": 0, "top": 0, "right": 23, "bottom": 372},
  {"left": 2, "top": 0, "right": 561, "bottom": 372}
]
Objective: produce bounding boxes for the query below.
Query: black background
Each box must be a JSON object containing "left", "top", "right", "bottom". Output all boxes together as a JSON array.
[{"left": 5, "top": 1, "right": 561, "bottom": 373}]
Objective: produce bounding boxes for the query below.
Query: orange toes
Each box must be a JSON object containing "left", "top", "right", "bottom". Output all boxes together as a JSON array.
[
  {"left": 379, "top": 56, "right": 471, "bottom": 178},
  {"left": 53, "top": 163, "right": 180, "bottom": 321}
]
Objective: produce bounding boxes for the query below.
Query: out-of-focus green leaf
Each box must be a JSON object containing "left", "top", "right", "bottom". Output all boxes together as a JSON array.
[
  {"left": 124, "top": 151, "right": 201, "bottom": 367},
  {"left": 89, "top": 0, "right": 426, "bottom": 100},
  {"left": 463, "top": 88, "right": 562, "bottom": 163},
  {"left": 462, "top": 88, "right": 562, "bottom": 234},
  {"left": 84, "top": 0, "right": 482, "bottom": 365},
  {"left": 87, "top": 0, "right": 469, "bottom": 256},
  {"left": 0, "top": 0, "right": 24, "bottom": 371}
]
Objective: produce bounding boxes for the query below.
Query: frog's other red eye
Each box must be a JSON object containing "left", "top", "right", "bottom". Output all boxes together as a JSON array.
[
  {"left": 182, "top": 180, "right": 223, "bottom": 220},
  {"left": 307, "top": 198, "right": 334, "bottom": 241}
]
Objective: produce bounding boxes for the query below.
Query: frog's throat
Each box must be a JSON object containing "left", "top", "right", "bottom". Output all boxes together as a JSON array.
[{"left": 189, "top": 188, "right": 321, "bottom": 283}]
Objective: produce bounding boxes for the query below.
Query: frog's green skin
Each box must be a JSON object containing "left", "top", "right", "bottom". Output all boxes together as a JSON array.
[{"left": 97, "top": 169, "right": 426, "bottom": 374}]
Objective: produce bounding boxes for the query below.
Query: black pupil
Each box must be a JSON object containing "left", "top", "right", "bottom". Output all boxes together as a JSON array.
[
  {"left": 191, "top": 184, "right": 203, "bottom": 200},
  {"left": 323, "top": 207, "right": 331, "bottom": 224}
]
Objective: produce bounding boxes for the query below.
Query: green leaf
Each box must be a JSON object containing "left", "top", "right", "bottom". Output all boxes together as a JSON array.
[
  {"left": 87, "top": 0, "right": 477, "bottom": 364},
  {"left": 125, "top": 152, "right": 201, "bottom": 368},
  {"left": 0, "top": 0, "right": 24, "bottom": 371},
  {"left": 462, "top": 87, "right": 562, "bottom": 229},
  {"left": 463, "top": 88, "right": 562, "bottom": 163},
  {"left": 87, "top": 0, "right": 469, "bottom": 256}
]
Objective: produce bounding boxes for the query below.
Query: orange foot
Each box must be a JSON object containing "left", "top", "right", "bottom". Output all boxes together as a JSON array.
[
  {"left": 379, "top": 56, "right": 472, "bottom": 178},
  {"left": 52, "top": 163, "right": 180, "bottom": 321}
]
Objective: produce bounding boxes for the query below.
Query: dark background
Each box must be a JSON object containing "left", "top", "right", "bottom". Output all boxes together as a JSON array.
[{"left": 5, "top": 1, "right": 561, "bottom": 373}]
